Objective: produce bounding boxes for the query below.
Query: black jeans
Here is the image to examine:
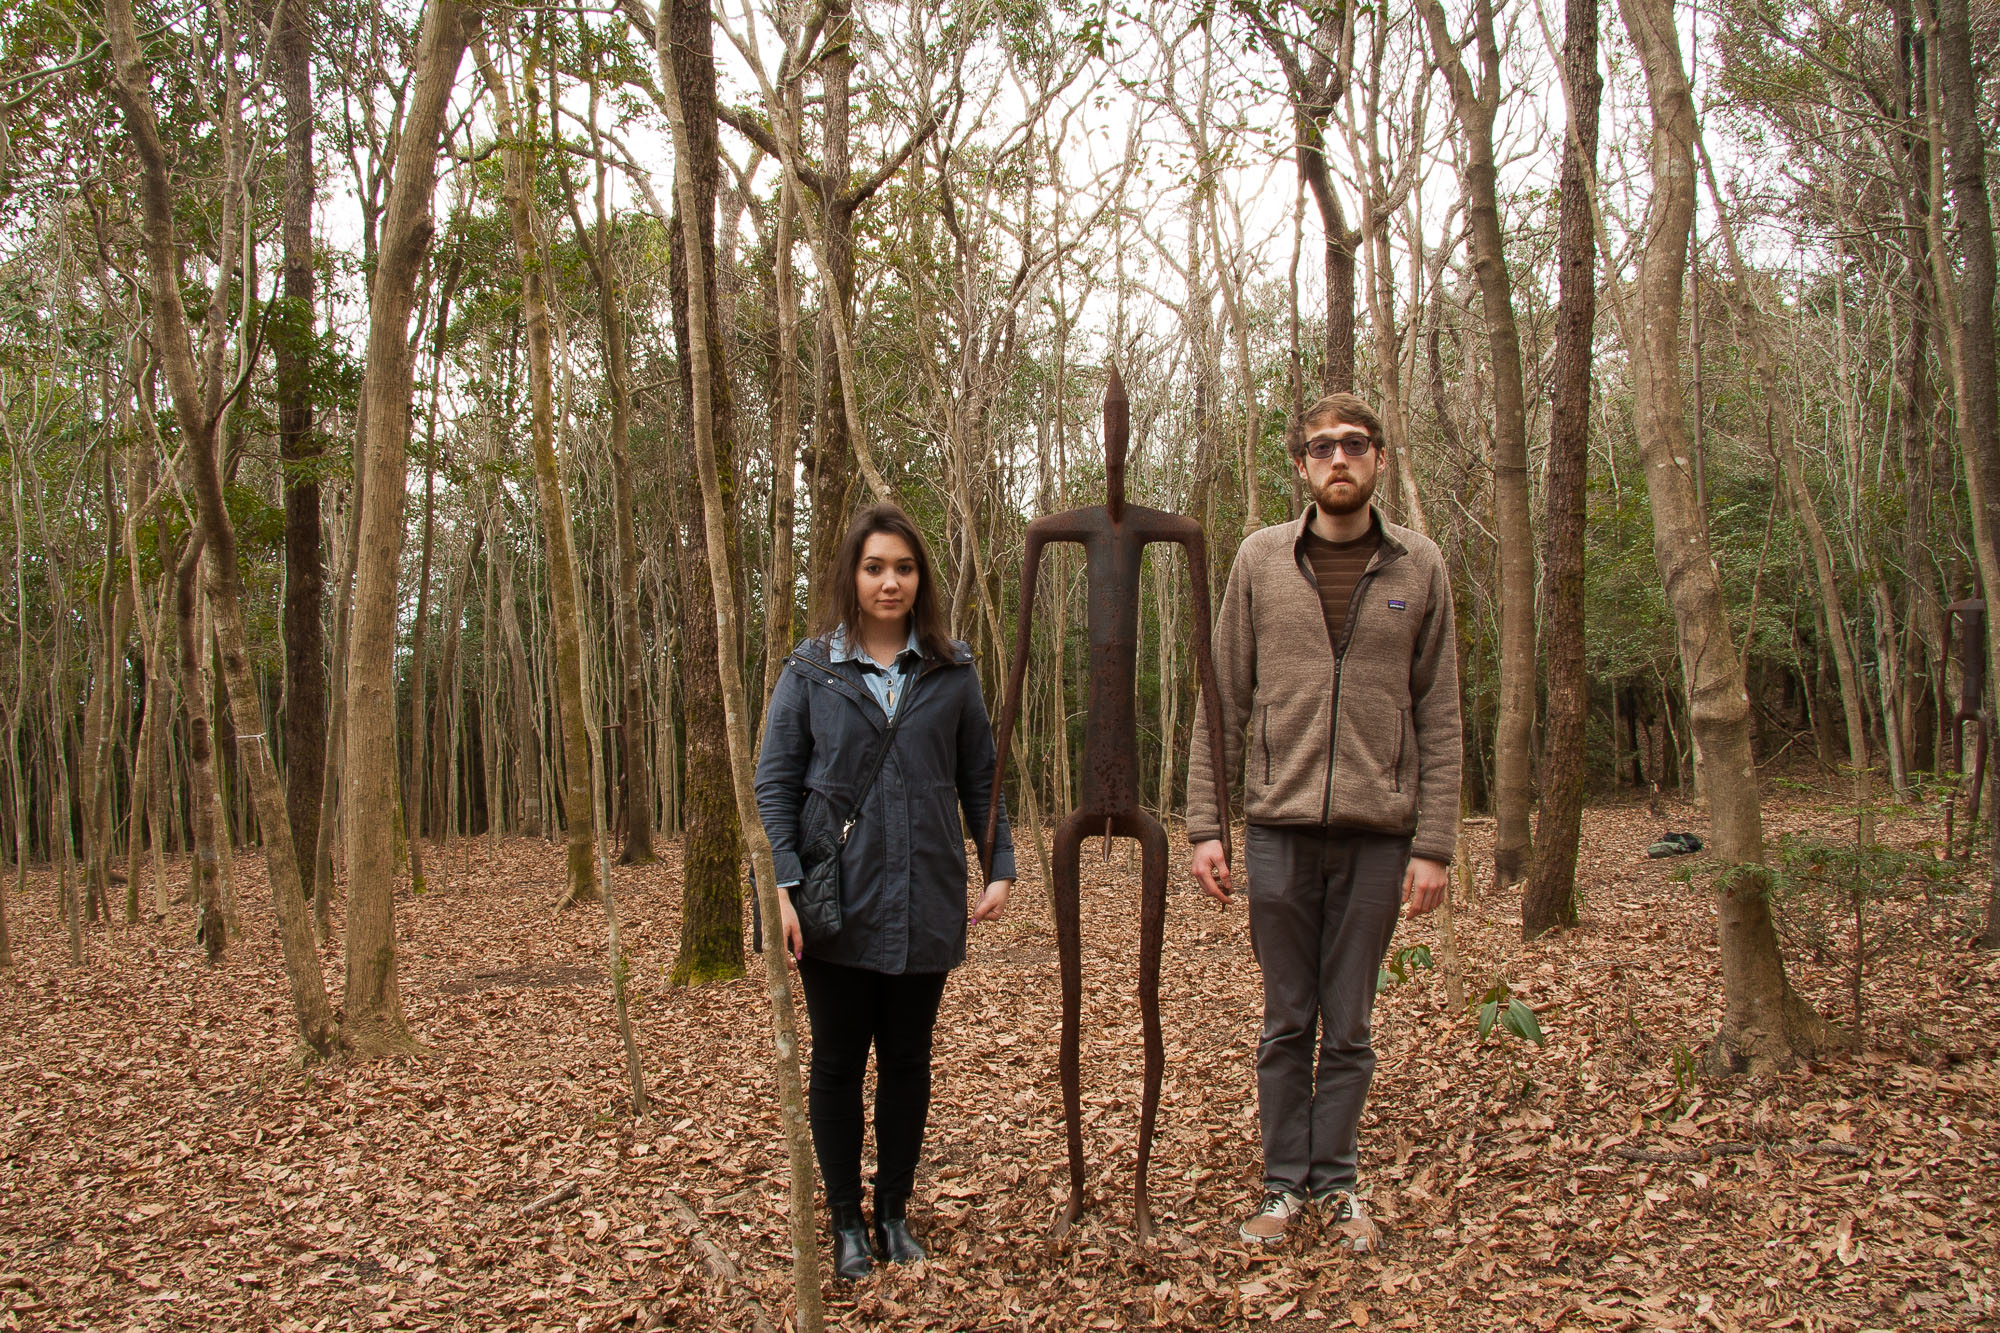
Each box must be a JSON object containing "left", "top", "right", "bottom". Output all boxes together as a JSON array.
[{"left": 797, "top": 957, "right": 949, "bottom": 1214}]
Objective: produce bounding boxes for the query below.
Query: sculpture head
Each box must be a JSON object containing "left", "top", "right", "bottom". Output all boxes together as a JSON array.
[{"left": 1104, "top": 363, "right": 1128, "bottom": 521}]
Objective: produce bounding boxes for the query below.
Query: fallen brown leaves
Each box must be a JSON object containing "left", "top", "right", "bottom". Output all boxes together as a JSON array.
[{"left": 1, "top": 788, "right": 1996, "bottom": 1332}]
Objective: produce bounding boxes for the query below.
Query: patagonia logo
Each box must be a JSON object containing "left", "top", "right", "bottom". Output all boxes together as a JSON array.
[{"left": 1386, "top": 598, "right": 1407, "bottom": 610}]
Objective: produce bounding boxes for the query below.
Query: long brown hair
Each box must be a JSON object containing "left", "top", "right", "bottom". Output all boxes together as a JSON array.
[{"left": 816, "top": 503, "right": 955, "bottom": 662}]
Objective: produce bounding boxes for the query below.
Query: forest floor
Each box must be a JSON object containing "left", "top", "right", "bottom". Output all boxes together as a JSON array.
[{"left": 2, "top": 781, "right": 1997, "bottom": 1332}]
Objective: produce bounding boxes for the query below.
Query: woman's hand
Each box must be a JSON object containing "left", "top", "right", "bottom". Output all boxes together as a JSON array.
[
  {"left": 971, "top": 879, "right": 1012, "bottom": 925},
  {"left": 779, "top": 891, "right": 804, "bottom": 962}
]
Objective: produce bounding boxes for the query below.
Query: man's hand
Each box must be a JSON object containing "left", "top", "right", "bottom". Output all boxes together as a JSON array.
[
  {"left": 1401, "top": 856, "right": 1449, "bottom": 916},
  {"left": 1191, "top": 839, "right": 1232, "bottom": 902},
  {"left": 972, "top": 879, "right": 1012, "bottom": 924}
]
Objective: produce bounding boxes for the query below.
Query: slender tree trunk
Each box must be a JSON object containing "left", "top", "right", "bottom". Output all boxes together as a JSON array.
[
  {"left": 339, "top": 0, "right": 481, "bottom": 1053},
  {"left": 1702, "top": 160, "right": 1875, "bottom": 845},
  {"left": 653, "top": 4, "right": 823, "bottom": 1323},
  {"left": 1618, "top": 0, "right": 1826, "bottom": 1070},
  {"left": 762, "top": 83, "right": 804, "bottom": 714},
  {"left": 428, "top": 526, "right": 484, "bottom": 839},
  {"left": 800, "top": 0, "right": 872, "bottom": 618},
  {"left": 474, "top": 35, "right": 599, "bottom": 908},
  {"left": 498, "top": 541, "right": 542, "bottom": 836},
  {"left": 1934, "top": 0, "right": 2000, "bottom": 950},
  {"left": 564, "top": 82, "right": 655, "bottom": 864},
  {"left": 659, "top": 0, "right": 744, "bottom": 986},
  {"left": 1522, "top": 0, "right": 1598, "bottom": 939},
  {"left": 104, "top": 0, "right": 341, "bottom": 1054},
  {"left": 1421, "top": 0, "right": 1534, "bottom": 887},
  {"left": 275, "top": 0, "right": 326, "bottom": 901}
]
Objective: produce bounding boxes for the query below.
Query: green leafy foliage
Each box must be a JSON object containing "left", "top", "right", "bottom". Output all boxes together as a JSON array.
[
  {"left": 1376, "top": 943, "right": 1434, "bottom": 993},
  {"left": 1472, "top": 981, "right": 1546, "bottom": 1047}
]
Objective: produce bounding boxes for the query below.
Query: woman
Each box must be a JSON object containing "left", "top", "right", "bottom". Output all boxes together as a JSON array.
[{"left": 756, "top": 503, "right": 1015, "bottom": 1280}]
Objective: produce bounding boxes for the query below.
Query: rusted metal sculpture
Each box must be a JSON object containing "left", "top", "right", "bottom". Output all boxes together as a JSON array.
[
  {"left": 1948, "top": 599, "right": 1987, "bottom": 860},
  {"left": 983, "top": 366, "right": 1231, "bottom": 1240}
]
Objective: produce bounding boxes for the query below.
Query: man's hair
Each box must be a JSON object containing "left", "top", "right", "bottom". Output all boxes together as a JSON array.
[
  {"left": 815, "top": 503, "right": 956, "bottom": 662},
  {"left": 1290, "top": 393, "right": 1386, "bottom": 461}
]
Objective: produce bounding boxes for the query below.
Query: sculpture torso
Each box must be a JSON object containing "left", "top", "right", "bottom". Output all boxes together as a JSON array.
[{"left": 1030, "top": 502, "right": 1194, "bottom": 820}]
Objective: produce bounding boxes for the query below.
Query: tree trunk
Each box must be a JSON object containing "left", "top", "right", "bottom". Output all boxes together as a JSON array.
[
  {"left": 498, "top": 539, "right": 543, "bottom": 837},
  {"left": 1421, "top": 0, "right": 1534, "bottom": 888},
  {"left": 564, "top": 83, "right": 655, "bottom": 864},
  {"left": 427, "top": 525, "right": 486, "bottom": 838},
  {"left": 339, "top": 0, "right": 481, "bottom": 1053},
  {"left": 763, "top": 107, "right": 803, "bottom": 713},
  {"left": 652, "top": 3, "right": 824, "bottom": 1323},
  {"left": 660, "top": 0, "right": 745, "bottom": 986},
  {"left": 1522, "top": 0, "right": 1598, "bottom": 939},
  {"left": 274, "top": 0, "right": 326, "bottom": 901},
  {"left": 1617, "top": 0, "right": 1826, "bottom": 1071},
  {"left": 104, "top": 0, "right": 341, "bottom": 1055},
  {"left": 473, "top": 35, "right": 600, "bottom": 908},
  {"left": 1934, "top": 0, "right": 2000, "bottom": 950},
  {"left": 1702, "top": 158, "right": 1875, "bottom": 844}
]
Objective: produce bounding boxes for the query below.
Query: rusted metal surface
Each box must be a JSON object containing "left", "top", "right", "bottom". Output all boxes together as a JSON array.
[{"left": 983, "top": 365, "right": 1231, "bottom": 1240}]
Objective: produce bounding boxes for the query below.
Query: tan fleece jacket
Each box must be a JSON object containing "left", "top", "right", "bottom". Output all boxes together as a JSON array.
[{"left": 1186, "top": 506, "right": 1463, "bottom": 863}]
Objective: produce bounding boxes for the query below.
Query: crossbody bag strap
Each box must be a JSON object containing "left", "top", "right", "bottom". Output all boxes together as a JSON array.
[
  {"left": 837, "top": 708, "right": 904, "bottom": 842},
  {"left": 785, "top": 650, "right": 905, "bottom": 842}
]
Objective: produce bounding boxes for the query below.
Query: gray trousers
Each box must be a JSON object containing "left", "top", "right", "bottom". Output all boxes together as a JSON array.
[{"left": 1244, "top": 823, "right": 1408, "bottom": 1197}]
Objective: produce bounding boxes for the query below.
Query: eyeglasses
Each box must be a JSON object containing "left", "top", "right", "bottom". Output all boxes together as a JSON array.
[{"left": 1304, "top": 435, "right": 1375, "bottom": 460}]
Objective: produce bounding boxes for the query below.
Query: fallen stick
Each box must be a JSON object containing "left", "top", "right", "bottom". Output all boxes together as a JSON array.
[
  {"left": 1612, "top": 1139, "right": 1862, "bottom": 1165},
  {"left": 663, "top": 1189, "right": 777, "bottom": 1333},
  {"left": 521, "top": 1181, "right": 583, "bottom": 1217}
]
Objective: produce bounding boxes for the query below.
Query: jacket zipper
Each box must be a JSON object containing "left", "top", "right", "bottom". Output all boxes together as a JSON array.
[
  {"left": 1261, "top": 705, "right": 1272, "bottom": 784},
  {"left": 1322, "top": 561, "right": 1384, "bottom": 827}
]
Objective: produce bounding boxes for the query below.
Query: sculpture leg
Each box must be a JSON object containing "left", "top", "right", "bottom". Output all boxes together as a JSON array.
[
  {"left": 1051, "top": 812, "right": 1089, "bottom": 1237},
  {"left": 1125, "top": 811, "right": 1170, "bottom": 1242}
]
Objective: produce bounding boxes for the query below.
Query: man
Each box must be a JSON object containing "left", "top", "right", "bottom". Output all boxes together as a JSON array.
[{"left": 1186, "top": 392, "right": 1462, "bottom": 1248}]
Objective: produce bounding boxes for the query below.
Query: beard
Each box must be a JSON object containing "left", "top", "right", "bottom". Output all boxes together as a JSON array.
[{"left": 1313, "top": 467, "right": 1378, "bottom": 518}]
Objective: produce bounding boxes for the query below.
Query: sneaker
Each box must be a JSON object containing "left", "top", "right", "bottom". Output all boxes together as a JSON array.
[
  {"left": 1239, "top": 1190, "right": 1307, "bottom": 1244},
  {"left": 1317, "top": 1189, "right": 1382, "bottom": 1254}
]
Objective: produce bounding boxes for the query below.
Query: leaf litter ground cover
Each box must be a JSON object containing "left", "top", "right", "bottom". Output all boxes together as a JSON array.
[{"left": 2, "top": 788, "right": 1996, "bottom": 1332}]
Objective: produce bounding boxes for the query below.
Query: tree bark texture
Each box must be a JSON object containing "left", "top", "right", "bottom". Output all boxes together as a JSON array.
[
  {"left": 1421, "top": 0, "right": 1534, "bottom": 888},
  {"left": 104, "top": 0, "right": 340, "bottom": 1055},
  {"left": 274, "top": 0, "right": 326, "bottom": 900},
  {"left": 340, "top": 0, "right": 480, "bottom": 1053},
  {"left": 1522, "top": 0, "right": 1598, "bottom": 939},
  {"left": 661, "top": 0, "right": 745, "bottom": 986},
  {"left": 652, "top": 2, "right": 824, "bottom": 1322},
  {"left": 1936, "top": 0, "right": 2000, "bottom": 950},
  {"left": 565, "top": 101, "right": 656, "bottom": 864},
  {"left": 1617, "top": 0, "right": 1826, "bottom": 1071},
  {"left": 475, "top": 36, "right": 601, "bottom": 908},
  {"left": 803, "top": 0, "right": 863, "bottom": 619},
  {"left": 1233, "top": 2, "right": 1358, "bottom": 392},
  {"left": 1703, "top": 156, "right": 1875, "bottom": 844}
]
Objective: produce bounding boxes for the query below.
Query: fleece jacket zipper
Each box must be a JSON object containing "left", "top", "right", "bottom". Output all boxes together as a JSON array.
[{"left": 1321, "top": 559, "right": 1385, "bottom": 828}]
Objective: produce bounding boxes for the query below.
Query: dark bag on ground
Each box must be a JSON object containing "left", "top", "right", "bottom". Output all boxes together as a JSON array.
[{"left": 1646, "top": 831, "right": 1704, "bottom": 858}]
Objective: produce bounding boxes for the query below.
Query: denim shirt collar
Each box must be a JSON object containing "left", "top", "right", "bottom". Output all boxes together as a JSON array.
[{"left": 828, "top": 624, "right": 922, "bottom": 671}]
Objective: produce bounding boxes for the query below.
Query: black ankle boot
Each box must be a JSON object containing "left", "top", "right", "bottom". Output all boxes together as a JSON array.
[
  {"left": 873, "top": 1207, "right": 926, "bottom": 1265},
  {"left": 829, "top": 1204, "right": 873, "bottom": 1281}
]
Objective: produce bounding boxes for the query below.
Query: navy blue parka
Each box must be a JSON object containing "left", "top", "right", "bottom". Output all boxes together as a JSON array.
[{"left": 755, "top": 635, "right": 1016, "bottom": 975}]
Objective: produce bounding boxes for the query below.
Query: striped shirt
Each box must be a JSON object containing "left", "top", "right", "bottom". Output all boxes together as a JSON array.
[{"left": 1303, "top": 527, "right": 1381, "bottom": 653}]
